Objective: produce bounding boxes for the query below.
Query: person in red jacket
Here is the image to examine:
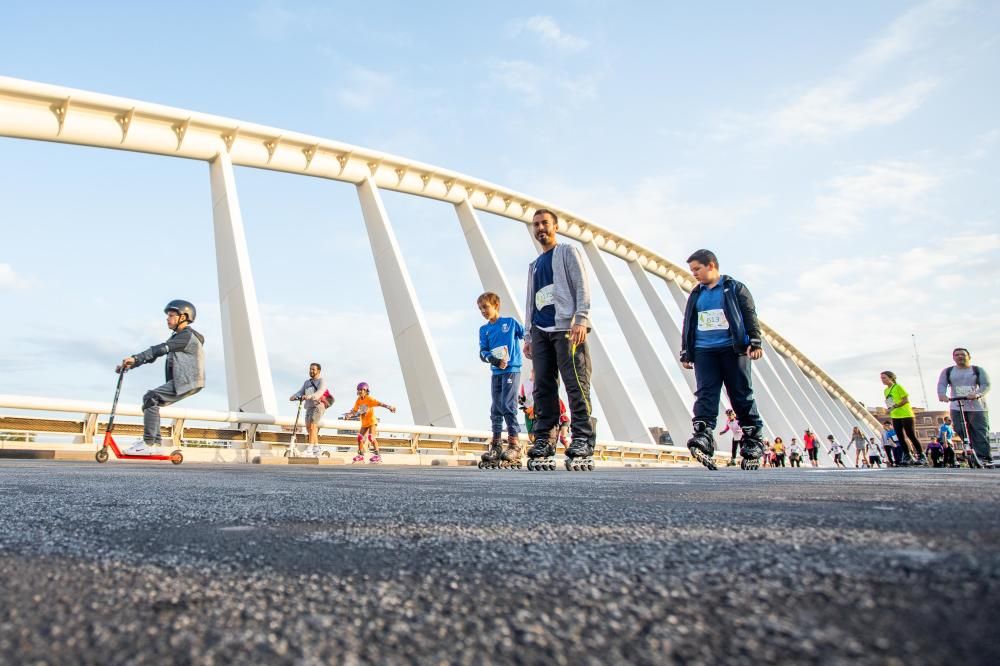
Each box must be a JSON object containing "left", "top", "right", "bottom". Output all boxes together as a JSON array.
[{"left": 803, "top": 428, "right": 820, "bottom": 467}]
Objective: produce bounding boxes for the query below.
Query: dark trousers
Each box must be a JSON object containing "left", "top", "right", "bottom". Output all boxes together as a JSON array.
[
  {"left": 951, "top": 409, "right": 991, "bottom": 461},
  {"left": 943, "top": 446, "right": 956, "bottom": 466},
  {"left": 142, "top": 381, "right": 200, "bottom": 444},
  {"left": 530, "top": 327, "right": 593, "bottom": 442},
  {"left": 692, "top": 347, "right": 763, "bottom": 430},
  {"left": 490, "top": 371, "right": 521, "bottom": 436},
  {"left": 892, "top": 417, "right": 923, "bottom": 458}
]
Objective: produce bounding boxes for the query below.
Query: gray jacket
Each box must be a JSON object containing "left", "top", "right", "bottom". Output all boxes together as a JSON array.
[
  {"left": 937, "top": 365, "right": 990, "bottom": 412},
  {"left": 523, "top": 244, "right": 592, "bottom": 345},
  {"left": 132, "top": 327, "right": 205, "bottom": 395}
]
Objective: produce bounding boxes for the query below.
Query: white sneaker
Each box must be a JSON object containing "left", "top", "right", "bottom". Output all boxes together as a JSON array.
[{"left": 124, "top": 442, "right": 157, "bottom": 455}]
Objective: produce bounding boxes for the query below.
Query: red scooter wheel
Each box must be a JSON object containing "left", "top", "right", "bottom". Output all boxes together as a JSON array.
[{"left": 170, "top": 450, "right": 183, "bottom": 465}]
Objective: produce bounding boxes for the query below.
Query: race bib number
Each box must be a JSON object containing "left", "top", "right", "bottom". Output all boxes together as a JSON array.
[
  {"left": 697, "top": 309, "right": 729, "bottom": 331},
  {"left": 954, "top": 386, "right": 973, "bottom": 398},
  {"left": 491, "top": 346, "right": 509, "bottom": 362},
  {"left": 535, "top": 284, "right": 554, "bottom": 310},
  {"left": 884, "top": 397, "right": 895, "bottom": 409}
]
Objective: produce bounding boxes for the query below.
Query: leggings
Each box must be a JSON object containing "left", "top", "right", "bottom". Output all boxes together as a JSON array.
[{"left": 892, "top": 417, "right": 923, "bottom": 458}]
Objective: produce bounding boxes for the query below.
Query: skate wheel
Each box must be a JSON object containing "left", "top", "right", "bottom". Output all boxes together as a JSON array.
[
  {"left": 564, "top": 459, "right": 573, "bottom": 471},
  {"left": 170, "top": 450, "right": 183, "bottom": 465},
  {"left": 586, "top": 463, "right": 595, "bottom": 471},
  {"left": 478, "top": 461, "right": 484, "bottom": 469},
  {"left": 321, "top": 451, "right": 330, "bottom": 458},
  {"left": 95, "top": 449, "right": 109, "bottom": 463}
]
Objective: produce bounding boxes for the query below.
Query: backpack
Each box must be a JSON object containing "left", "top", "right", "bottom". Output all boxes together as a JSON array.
[
  {"left": 319, "top": 389, "right": 334, "bottom": 408},
  {"left": 946, "top": 365, "right": 981, "bottom": 388}
]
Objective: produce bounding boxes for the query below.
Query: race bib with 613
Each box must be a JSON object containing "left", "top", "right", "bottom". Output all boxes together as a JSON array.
[
  {"left": 535, "top": 284, "right": 554, "bottom": 310},
  {"left": 697, "top": 308, "right": 729, "bottom": 331}
]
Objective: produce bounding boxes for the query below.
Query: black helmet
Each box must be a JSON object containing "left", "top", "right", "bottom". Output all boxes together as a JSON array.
[{"left": 164, "top": 299, "right": 196, "bottom": 323}]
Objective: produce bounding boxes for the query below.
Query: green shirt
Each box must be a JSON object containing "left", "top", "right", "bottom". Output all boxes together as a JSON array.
[{"left": 884, "top": 383, "right": 914, "bottom": 419}]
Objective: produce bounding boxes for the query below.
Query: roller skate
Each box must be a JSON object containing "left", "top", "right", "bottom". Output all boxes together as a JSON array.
[
  {"left": 526, "top": 437, "right": 556, "bottom": 471},
  {"left": 368, "top": 453, "right": 382, "bottom": 464},
  {"left": 500, "top": 435, "right": 523, "bottom": 470},
  {"left": 564, "top": 439, "right": 595, "bottom": 472},
  {"left": 479, "top": 435, "right": 504, "bottom": 469},
  {"left": 352, "top": 453, "right": 365, "bottom": 464},
  {"left": 686, "top": 421, "right": 717, "bottom": 470},
  {"left": 739, "top": 426, "right": 764, "bottom": 470}
]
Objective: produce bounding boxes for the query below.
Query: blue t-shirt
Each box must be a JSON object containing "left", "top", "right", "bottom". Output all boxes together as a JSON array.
[
  {"left": 939, "top": 423, "right": 954, "bottom": 445},
  {"left": 531, "top": 249, "right": 556, "bottom": 329},
  {"left": 693, "top": 283, "right": 732, "bottom": 349},
  {"left": 479, "top": 316, "right": 524, "bottom": 375}
]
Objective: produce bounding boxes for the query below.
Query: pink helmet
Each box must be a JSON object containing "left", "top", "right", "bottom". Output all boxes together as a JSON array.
[{"left": 356, "top": 382, "right": 369, "bottom": 392}]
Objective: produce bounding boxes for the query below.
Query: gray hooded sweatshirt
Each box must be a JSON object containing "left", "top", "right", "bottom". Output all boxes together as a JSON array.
[
  {"left": 523, "top": 243, "right": 592, "bottom": 345},
  {"left": 131, "top": 327, "right": 206, "bottom": 395}
]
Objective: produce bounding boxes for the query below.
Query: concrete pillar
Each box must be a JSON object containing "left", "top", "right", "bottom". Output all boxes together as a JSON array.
[
  {"left": 524, "top": 227, "right": 653, "bottom": 444},
  {"left": 208, "top": 152, "right": 277, "bottom": 415},
  {"left": 357, "top": 176, "right": 461, "bottom": 427},
  {"left": 584, "top": 242, "right": 690, "bottom": 443}
]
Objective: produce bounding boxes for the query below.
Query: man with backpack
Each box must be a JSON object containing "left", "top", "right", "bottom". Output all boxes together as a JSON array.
[
  {"left": 937, "top": 348, "right": 992, "bottom": 465},
  {"left": 290, "top": 362, "right": 334, "bottom": 455}
]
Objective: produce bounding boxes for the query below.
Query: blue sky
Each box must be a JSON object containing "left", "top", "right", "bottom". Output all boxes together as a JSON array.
[{"left": 1, "top": 0, "right": 998, "bottom": 434}]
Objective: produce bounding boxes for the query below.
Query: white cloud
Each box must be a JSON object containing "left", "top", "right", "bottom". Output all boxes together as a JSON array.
[
  {"left": 335, "top": 66, "right": 394, "bottom": 111},
  {"left": 803, "top": 161, "right": 939, "bottom": 235},
  {"left": 772, "top": 78, "right": 938, "bottom": 140},
  {"left": 709, "top": 0, "right": 961, "bottom": 143},
  {"left": 487, "top": 59, "right": 600, "bottom": 106},
  {"left": 0, "top": 264, "right": 28, "bottom": 290},
  {"left": 764, "top": 233, "right": 1000, "bottom": 410},
  {"left": 514, "top": 16, "right": 589, "bottom": 52}
]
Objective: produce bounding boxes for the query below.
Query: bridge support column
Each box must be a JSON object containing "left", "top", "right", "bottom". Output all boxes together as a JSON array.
[
  {"left": 584, "top": 243, "right": 690, "bottom": 444},
  {"left": 769, "top": 350, "right": 841, "bottom": 443},
  {"left": 357, "top": 176, "right": 461, "bottom": 427},
  {"left": 208, "top": 152, "right": 277, "bottom": 415}
]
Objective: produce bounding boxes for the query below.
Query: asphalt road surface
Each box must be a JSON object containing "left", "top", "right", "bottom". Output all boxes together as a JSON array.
[{"left": 0, "top": 461, "right": 998, "bottom": 665}]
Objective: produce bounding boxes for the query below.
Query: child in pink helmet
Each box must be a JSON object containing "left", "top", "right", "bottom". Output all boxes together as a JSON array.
[{"left": 346, "top": 382, "right": 396, "bottom": 463}]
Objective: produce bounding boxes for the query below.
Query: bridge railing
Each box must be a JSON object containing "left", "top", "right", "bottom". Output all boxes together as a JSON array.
[{"left": 0, "top": 394, "right": 701, "bottom": 463}]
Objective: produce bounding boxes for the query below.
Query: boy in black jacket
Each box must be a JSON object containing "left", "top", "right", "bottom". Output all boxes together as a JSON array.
[{"left": 679, "top": 250, "right": 765, "bottom": 470}]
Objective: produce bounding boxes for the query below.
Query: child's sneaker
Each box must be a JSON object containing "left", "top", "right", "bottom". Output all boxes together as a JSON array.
[
  {"left": 352, "top": 454, "right": 365, "bottom": 463},
  {"left": 124, "top": 441, "right": 157, "bottom": 455},
  {"left": 368, "top": 453, "right": 382, "bottom": 464}
]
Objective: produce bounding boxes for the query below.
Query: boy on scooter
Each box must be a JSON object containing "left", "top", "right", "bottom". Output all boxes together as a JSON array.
[{"left": 116, "top": 300, "right": 205, "bottom": 455}]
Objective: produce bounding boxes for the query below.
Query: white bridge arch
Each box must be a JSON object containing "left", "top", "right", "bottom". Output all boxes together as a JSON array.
[{"left": 0, "top": 76, "right": 878, "bottom": 451}]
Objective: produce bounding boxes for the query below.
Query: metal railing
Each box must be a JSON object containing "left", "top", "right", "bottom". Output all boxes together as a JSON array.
[{"left": 0, "top": 394, "right": 701, "bottom": 463}]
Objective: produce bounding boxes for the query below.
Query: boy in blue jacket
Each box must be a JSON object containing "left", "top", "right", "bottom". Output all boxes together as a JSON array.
[
  {"left": 679, "top": 250, "right": 766, "bottom": 470},
  {"left": 477, "top": 292, "right": 525, "bottom": 464}
]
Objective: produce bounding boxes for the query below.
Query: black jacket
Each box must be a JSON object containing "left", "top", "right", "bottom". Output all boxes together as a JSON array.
[{"left": 679, "top": 275, "right": 762, "bottom": 363}]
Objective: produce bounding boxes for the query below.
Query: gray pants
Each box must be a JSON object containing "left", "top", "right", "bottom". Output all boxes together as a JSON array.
[
  {"left": 143, "top": 381, "right": 200, "bottom": 444},
  {"left": 951, "top": 408, "right": 991, "bottom": 461}
]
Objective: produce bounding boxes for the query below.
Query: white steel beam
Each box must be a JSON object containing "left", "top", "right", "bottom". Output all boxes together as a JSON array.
[
  {"left": 762, "top": 340, "right": 829, "bottom": 437},
  {"left": 208, "top": 152, "right": 277, "bottom": 415},
  {"left": 770, "top": 349, "right": 840, "bottom": 442},
  {"left": 584, "top": 242, "right": 690, "bottom": 443},
  {"left": 525, "top": 228, "right": 653, "bottom": 444},
  {"left": 807, "top": 372, "right": 858, "bottom": 439},
  {"left": 787, "top": 357, "right": 853, "bottom": 439},
  {"left": 454, "top": 197, "right": 534, "bottom": 381},
  {"left": 357, "top": 176, "right": 461, "bottom": 427}
]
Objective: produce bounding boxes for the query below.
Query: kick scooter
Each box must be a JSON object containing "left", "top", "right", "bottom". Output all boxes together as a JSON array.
[
  {"left": 284, "top": 397, "right": 305, "bottom": 458},
  {"left": 95, "top": 369, "right": 183, "bottom": 464},
  {"left": 951, "top": 396, "right": 996, "bottom": 469}
]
